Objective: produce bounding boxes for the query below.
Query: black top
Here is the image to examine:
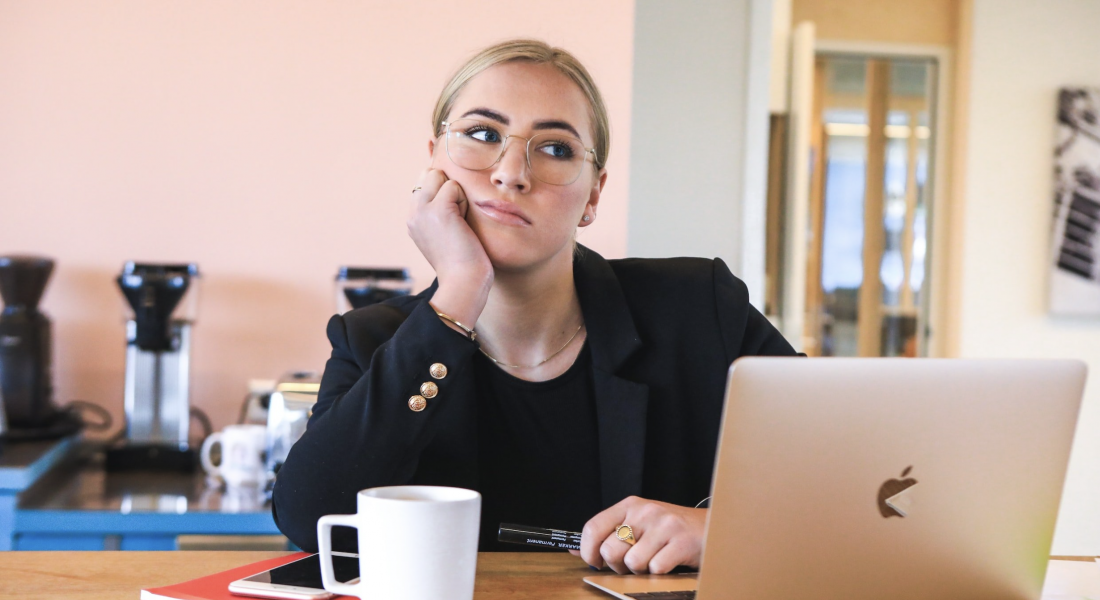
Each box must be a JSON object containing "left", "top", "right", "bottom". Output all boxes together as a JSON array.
[
  {"left": 475, "top": 342, "right": 602, "bottom": 551},
  {"left": 272, "top": 246, "right": 800, "bottom": 553}
]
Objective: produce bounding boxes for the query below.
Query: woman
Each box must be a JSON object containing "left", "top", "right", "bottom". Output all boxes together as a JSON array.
[{"left": 272, "top": 39, "right": 797, "bottom": 575}]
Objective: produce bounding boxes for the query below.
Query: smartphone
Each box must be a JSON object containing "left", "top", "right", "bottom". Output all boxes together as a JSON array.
[{"left": 228, "top": 552, "right": 360, "bottom": 600}]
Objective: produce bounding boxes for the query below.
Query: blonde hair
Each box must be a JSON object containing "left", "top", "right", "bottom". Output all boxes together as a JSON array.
[{"left": 431, "top": 39, "right": 610, "bottom": 171}]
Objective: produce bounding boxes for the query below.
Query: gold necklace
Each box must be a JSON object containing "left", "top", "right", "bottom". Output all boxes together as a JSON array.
[{"left": 477, "top": 323, "right": 585, "bottom": 369}]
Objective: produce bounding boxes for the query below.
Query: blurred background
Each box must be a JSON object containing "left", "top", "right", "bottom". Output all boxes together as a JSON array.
[{"left": 1, "top": 0, "right": 1098, "bottom": 555}]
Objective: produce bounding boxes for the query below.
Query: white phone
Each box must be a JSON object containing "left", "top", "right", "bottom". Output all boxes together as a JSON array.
[{"left": 228, "top": 552, "right": 360, "bottom": 600}]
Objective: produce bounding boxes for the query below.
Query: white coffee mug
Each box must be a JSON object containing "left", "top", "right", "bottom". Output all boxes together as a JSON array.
[
  {"left": 317, "top": 486, "right": 481, "bottom": 600},
  {"left": 200, "top": 424, "right": 267, "bottom": 489}
]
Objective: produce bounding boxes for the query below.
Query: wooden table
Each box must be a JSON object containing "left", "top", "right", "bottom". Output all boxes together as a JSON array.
[
  {"left": 3, "top": 552, "right": 1094, "bottom": 600},
  {"left": 0, "top": 551, "right": 607, "bottom": 600}
]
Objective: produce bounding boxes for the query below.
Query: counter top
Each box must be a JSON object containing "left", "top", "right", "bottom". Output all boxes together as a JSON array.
[
  {"left": 0, "top": 436, "right": 79, "bottom": 491},
  {"left": 3, "top": 443, "right": 280, "bottom": 550},
  {"left": 18, "top": 455, "right": 268, "bottom": 513}
]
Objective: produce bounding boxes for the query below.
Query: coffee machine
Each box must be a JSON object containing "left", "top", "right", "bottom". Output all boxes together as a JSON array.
[
  {"left": 0, "top": 255, "right": 80, "bottom": 440},
  {"left": 105, "top": 262, "right": 200, "bottom": 471},
  {"left": 335, "top": 267, "right": 412, "bottom": 313}
]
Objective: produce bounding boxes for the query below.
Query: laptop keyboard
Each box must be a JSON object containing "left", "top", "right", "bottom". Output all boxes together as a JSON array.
[{"left": 625, "top": 592, "right": 696, "bottom": 599}]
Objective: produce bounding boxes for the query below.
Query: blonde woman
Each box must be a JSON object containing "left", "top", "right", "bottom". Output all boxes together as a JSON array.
[{"left": 273, "top": 39, "right": 797, "bottom": 575}]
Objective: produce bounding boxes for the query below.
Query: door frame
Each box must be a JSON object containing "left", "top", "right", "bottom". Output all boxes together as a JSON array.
[{"left": 813, "top": 40, "right": 955, "bottom": 358}]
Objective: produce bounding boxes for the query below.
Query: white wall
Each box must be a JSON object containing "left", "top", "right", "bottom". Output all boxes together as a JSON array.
[
  {"left": 963, "top": 0, "right": 1100, "bottom": 555},
  {"left": 627, "top": 0, "right": 773, "bottom": 306}
]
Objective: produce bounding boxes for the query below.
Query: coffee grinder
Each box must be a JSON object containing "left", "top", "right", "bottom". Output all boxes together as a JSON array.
[
  {"left": 0, "top": 255, "right": 81, "bottom": 441},
  {"left": 106, "top": 262, "right": 200, "bottom": 471}
]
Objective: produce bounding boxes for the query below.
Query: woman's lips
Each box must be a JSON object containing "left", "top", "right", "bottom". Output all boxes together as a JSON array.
[{"left": 473, "top": 200, "right": 531, "bottom": 226}]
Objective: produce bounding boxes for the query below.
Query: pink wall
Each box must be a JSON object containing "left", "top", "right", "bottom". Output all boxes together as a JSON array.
[{"left": 0, "top": 1, "right": 634, "bottom": 434}]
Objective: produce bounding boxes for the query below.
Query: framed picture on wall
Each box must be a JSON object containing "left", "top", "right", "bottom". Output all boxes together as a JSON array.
[{"left": 1051, "top": 88, "right": 1100, "bottom": 316}]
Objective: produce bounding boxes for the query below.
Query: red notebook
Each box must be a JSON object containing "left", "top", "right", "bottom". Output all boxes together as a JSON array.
[{"left": 140, "top": 553, "right": 353, "bottom": 600}]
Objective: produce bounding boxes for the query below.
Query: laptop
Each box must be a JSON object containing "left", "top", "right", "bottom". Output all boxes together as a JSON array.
[{"left": 585, "top": 358, "right": 1087, "bottom": 600}]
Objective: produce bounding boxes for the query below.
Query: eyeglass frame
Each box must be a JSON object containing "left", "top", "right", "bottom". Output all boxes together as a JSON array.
[{"left": 438, "top": 119, "right": 599, "bottom": 186}]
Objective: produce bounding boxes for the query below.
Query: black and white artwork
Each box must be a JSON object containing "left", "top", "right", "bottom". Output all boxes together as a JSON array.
[{"left": 1051, "top": 88, "right": 1100, "bottom": 316}]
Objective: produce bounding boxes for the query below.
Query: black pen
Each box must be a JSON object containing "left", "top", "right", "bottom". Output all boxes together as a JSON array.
[{"left": 498, "top": 523, "right": 582, "bottom": 551}]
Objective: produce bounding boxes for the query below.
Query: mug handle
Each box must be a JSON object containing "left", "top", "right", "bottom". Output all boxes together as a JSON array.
[
  {"left": 199, "top": 432, "right": 223, "bottom": 478},
  {"left": 317, "top": 514, "right": 363, "bottom": 596}
]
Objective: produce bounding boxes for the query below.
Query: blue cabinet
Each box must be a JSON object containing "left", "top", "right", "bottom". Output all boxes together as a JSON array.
[{"left": 0, "top": 437, "right": 285, "bottom": 550}]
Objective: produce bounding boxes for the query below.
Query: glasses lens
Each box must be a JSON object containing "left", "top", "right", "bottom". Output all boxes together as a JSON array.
[
  {"left": 446, "top": 119, "right": 504, "bottom": 171},
  {"left": 528, "top": 133, "right": 587, "bottom": 185}
]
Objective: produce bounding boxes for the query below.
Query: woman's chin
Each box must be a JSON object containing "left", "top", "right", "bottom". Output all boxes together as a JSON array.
[
  {"left": 484, "top": 245, "right": 538, "bottom": 273},
  {"left": 481, "top": 239, "right": 562, "bottom": 274}
]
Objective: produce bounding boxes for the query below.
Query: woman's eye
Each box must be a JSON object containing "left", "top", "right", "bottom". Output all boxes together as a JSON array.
[
  {"left": 537, "top": 142, "right": 575, "bottom": 159},
  {"left": 467, "top": 127, "right": 502, "bottom": 143}
]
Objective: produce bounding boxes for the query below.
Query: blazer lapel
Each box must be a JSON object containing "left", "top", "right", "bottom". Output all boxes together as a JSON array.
[
  {"left": 591, "top": 369, "right": 649, "bottom": 507},
  {"left": 574, "top": 246, "right": 650, "bottom": 507}
]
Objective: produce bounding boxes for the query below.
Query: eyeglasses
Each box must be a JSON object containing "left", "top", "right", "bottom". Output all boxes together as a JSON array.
[{"left": 441, "top": 119, "right": 597, "bottom": 186}]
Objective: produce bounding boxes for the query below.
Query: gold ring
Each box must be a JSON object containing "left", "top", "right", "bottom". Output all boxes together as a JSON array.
[
  {"left": 412, "top": 186, "right": 422, "bottom": 193},
  {"left": 615, "top": 524, "right": 636, "bottom": 546}
]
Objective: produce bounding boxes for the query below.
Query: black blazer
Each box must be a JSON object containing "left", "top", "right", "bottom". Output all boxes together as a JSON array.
[{"left": 272, "top": 246, "right": 798, "bottom": 552}]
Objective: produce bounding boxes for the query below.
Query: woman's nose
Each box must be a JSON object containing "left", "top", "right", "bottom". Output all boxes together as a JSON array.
[{"left": 490, "top": 137, "right": 531, "bottom": 191}]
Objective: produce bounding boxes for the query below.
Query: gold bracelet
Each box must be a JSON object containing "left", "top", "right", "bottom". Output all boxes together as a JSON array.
[{"left": 431, "top": 305, "right": 478, "bottom": 342}]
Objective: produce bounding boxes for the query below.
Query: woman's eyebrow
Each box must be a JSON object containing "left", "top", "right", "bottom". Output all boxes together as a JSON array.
[
  {"left": 532, "top": 120, "right": 582, "bottom": 140},
  {"left": 459, "top": 107, "right": 583, "bottom": 140},
  {"left": 461, "top": 107, "right": 509, "bottom": 124}
]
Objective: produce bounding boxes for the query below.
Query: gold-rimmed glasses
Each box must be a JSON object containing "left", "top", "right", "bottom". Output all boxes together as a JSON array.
[{"left": 441, "top": 119, "right": 596, "bottom": 186}]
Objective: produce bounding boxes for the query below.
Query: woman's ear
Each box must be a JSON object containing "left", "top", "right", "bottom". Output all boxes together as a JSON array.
[
  {"left": 428, "top": 138, "right": 436, "bottom": 159},
  {"left": 579, "top": 169, "right": 607, "bottom": 227}
]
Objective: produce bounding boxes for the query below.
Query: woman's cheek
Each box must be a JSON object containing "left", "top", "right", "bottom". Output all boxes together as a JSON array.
[
  {"left": 429, "top": 151, "right": 446, "bottom": 172},
  {"left": 429, "top": 148, "right": 455, "bottom": 175}
]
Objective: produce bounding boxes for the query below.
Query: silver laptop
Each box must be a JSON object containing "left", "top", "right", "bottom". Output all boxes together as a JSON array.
[{"left": 586, "top": 358, "right": 1086, "bottom": 600}]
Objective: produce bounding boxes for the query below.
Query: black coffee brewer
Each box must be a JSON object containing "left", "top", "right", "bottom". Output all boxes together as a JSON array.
[
  {"left": 0, "top": 255, "right": 81, "bottom": 441},
  {"left": 105, "top": 262, "right": 200, "bottom": 471}
]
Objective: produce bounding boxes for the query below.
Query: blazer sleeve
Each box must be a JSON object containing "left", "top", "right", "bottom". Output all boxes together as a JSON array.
[
  {"left": 271, "top": 299, "right": 480, "bottom": 551},
  {"left": 712, "top": 258, "right": 800, "bottom": 359}
]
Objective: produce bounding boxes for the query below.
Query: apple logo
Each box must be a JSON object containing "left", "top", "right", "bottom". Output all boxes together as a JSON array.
[{"left": 878, "top": 466, "right": 918, "bottom": 518}]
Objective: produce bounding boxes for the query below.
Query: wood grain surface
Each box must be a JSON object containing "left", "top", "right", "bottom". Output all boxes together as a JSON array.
[{"left": 0, "top": 551, "right": 607, "bottom": 600}]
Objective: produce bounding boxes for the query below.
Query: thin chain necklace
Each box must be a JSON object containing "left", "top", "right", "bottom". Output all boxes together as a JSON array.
[{"left": 477, "top": 323, "right": 585, "bottom": 369}]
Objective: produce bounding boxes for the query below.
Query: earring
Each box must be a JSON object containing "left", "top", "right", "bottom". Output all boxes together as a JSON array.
[{"left": 583, "top": 215, "right": 591, "bottom": 222}]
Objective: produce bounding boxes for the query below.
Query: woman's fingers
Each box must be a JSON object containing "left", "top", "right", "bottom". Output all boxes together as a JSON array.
[
  {"left": 411, "top": 168, "right": 447, "bottom": 207},
  {"left": 645, "top": 535, "right": 696, "bottom": 575},
  {"left": 623, "top": 525, "right": 672, "bottom": 574},
  {"left": 435, "top": 179, "right": 469, "bottom": 218},
  {"left": 580, "top": 497, "right": 707, "bottom": 573},
  {"left": 599, "top": 529, "right": 634, "bottom": 574},
  {"left": 581, "top": 497, "right": 633, "bottom": 568}
]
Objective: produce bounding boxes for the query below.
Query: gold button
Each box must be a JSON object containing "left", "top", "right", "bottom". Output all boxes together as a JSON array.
[
  {"left": 429, "top": 363, "right": 448, "bottom": 379},
  {"left": 420, "top": 382, "right": 439, "bottom": 399},
  {"left": 408, "top": 395, "right": 427, "bottom": 412}
]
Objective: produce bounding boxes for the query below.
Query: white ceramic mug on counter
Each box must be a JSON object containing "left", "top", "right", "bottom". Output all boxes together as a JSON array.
[
  {"left": 317, "top": 486, "right": 481, "bottom": 600},
  {"left": 200, "top": 424, "right": 267, "bottom": 489}
]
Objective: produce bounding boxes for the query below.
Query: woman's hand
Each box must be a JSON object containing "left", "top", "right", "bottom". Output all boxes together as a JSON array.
[
  {"left": 571, "top": 496, "right": 707, "bottom": 575},
  {"left": 407, "top": 168, "right": 493, "bottom": 326}
]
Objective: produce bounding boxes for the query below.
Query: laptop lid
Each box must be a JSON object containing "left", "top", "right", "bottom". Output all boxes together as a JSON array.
[{"left": 698, "top": 358, "right": 1086, "bottom": 600}]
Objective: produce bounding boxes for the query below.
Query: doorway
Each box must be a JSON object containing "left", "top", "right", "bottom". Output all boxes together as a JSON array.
[{"left": 771, "top": 50, "right": 941, "bottom": 357}]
